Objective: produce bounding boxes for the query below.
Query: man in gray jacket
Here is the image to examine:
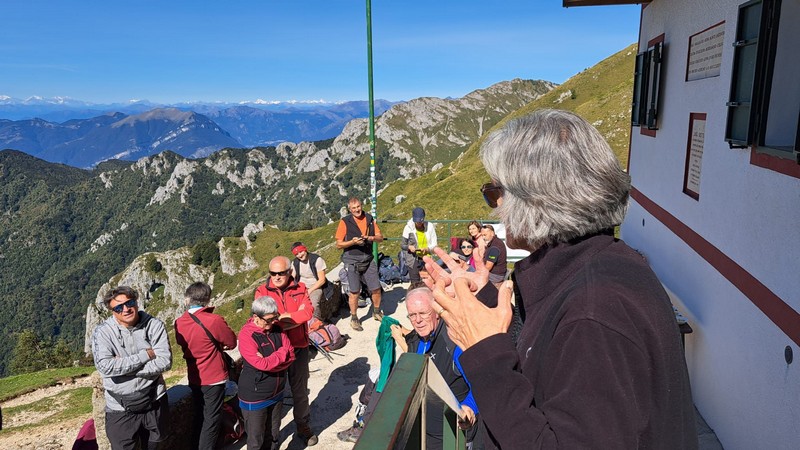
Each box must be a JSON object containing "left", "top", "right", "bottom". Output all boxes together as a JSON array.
[{"left": 92, "top": 286, "right": 172, "bottom": 450}]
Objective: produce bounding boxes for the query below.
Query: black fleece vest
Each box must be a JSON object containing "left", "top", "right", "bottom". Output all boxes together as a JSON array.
[
  {"left": 238, "top": 328, "right": 288, "bottom": 402},
  {"left": 341, "top": 213, "right": 375, "bottom": 263}
]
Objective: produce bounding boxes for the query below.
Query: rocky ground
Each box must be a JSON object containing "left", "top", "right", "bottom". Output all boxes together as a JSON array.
[
  {"left": 266, "top": 283, "right": 409, "bottom": 450},
  {"left": 0, "top": 283, "right": 411, "bottom": 450}
]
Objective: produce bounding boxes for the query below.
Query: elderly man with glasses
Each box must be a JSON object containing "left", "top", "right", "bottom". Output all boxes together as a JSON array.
[
  {"left": 425, "top": 109, "right": 697, "bottom": 449},
  {"left": 337, "top": 287, "right": 477, "bottom": 448},
  {"left": 254, "top": 256, "right": 318, "bottom": 446},
  {"left": 92, "top": 286, "right": 172, "bottom": 450}
]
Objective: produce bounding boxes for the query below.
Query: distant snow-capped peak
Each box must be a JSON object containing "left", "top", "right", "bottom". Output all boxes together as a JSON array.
[{"left": 244, "top": 98, "right": 334, "bottom": 105}]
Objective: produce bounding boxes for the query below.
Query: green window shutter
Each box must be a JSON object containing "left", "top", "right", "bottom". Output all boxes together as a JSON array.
[
  {"left": 725, "top": 0, "right": 764, "bottom": 148},
  {"left": 646, "top": 42, "right": 663, "bottom": 130},
  {"left": 632, "top": 52, "right": 647, "bottom": 127}
]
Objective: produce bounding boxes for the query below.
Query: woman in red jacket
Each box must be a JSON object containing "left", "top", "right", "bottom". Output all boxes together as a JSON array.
[{"left": 238, "top": 296, "right": 295, "bottom": 450}]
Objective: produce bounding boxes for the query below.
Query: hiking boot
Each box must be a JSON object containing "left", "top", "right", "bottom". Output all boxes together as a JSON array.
[
  {"left": 373, "top": 310, "right": 384, "bottom": 322},
  {"left": 350, "top": 316, "right": 363, "bottom": 331},
  {"left": 298, "top": 425, "right": 318, "bottom": 446},
  {"left": 337, "top": 422, "right": 363, "bottom": 443}
]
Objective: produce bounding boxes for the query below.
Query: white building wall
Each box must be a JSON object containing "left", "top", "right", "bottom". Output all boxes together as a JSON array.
[{"left": 620, "top": 0, "right": 800, "bottom": 448}]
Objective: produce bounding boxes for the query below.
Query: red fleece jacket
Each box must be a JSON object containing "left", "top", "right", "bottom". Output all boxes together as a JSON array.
[
  {"left": 175, "top": 306, "right": 237, "bottom": 386},
  {"left": 254, "top": 278, "right": 314, "bottom": 348}
]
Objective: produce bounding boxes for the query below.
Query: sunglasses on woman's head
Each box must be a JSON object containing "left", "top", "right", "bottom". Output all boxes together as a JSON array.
[{"left": 480, "top": 182, "right": 504, "bottom": 208}]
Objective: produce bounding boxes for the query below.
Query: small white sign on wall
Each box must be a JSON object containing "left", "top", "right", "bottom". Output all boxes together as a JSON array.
[{"left": 687, "top": 22, "right": 725, "bottom": 81}]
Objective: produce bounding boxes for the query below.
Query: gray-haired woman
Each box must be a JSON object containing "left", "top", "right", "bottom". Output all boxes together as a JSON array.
[
  {"left": 425, "top": 109, "right": 697, "bottom": 449},
  {"left": 238, "top": 296, "right": 295, "bottom": 450}
]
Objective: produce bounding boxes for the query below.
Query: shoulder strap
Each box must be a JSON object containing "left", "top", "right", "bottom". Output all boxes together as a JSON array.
[
  {"left": 365, "top": 213, "right": 375, "bottom": 235},
  {"left": 292, "top": 258, "right": 301, "bottom": 278},
  {"left": 189, "top": 312, "right": 221, "bottom": 349},
  {"left": 307, "top": 253, "right": 319, "bottom": 280}
]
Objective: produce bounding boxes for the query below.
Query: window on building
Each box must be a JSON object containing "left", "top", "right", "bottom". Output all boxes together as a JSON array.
[
  {"left": 726, "top": 0, "right": 800, "bottom": 163},
  {"left": 632, "top": 39, "right": 664, "bottom": 131}
]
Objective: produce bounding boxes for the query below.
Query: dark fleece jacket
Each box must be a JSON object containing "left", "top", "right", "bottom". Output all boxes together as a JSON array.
[{"left": 462, "top": 233, "right": 697, "bottom": 449}]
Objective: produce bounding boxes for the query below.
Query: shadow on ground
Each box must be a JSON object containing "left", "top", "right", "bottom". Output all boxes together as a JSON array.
[{"left": 276, "top": 356, "right": 370, "bottom": 449}]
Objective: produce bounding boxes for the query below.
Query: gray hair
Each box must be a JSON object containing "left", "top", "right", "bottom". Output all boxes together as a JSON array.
[
  {"left": 252, "top": 296, "right": 278, "bottom": 317},
  {"left": 480, "top": 109, "right": 630, "bottom": 248},
  {"left": 406, "top": 287, "right": 434, "bottom": 306}
]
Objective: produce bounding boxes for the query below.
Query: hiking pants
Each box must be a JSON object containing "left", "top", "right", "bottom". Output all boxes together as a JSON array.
[{"left": 288, "top": 346, "right": 311, "bottom": 428}]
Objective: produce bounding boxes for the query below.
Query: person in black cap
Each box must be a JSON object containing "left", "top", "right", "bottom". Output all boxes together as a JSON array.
[{"left": 400, "top": 207, "right": 438, "bottom": 285}]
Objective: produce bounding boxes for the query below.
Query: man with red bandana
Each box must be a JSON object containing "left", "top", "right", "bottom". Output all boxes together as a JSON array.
[{"left": 289, "top": 241, "right": 330, "bottom": 321}]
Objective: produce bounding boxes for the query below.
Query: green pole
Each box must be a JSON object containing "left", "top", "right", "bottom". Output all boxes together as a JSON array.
[{"left": 366, "top": 0, "right": 378, "bottom": 261}]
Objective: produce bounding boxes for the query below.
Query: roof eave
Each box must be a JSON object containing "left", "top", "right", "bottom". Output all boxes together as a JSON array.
[{"left": 563, "top": 0, "right": 651, "bottom": 7}]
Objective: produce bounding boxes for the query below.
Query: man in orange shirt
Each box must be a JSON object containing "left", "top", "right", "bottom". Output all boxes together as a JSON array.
[{"left": 335, "top": 197, "right": 384, "bottom": 331}]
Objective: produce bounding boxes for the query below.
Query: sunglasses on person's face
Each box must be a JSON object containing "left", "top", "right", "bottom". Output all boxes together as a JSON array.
[
  {"left": 461, "top": 245, "right": 474, "bottom": 250},
  {"left": 111, "top": 298, "right": 137, "bottom": 314},
  {"left": 480, "top": 182, "right": 504, "bottom": 208},
  {"left": 269, "top": 269, "right": 291, "bottom": 277}
]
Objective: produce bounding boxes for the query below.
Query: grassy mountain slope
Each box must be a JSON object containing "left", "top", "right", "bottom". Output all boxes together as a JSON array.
[{"left": 376, "top": 44, "right": 636, "bottom": 234}]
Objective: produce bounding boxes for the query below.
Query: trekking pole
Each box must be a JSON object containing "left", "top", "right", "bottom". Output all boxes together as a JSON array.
[{"left": 309, "top": 338, "right": 334, "bottom": 363}]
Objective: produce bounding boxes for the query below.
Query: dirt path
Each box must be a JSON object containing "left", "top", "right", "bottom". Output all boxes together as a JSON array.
[
  {"left": 1, "top": 376, "right": 94, "bottom": 408},
  {"left": 0, "top": 415, "right": 88, "bottom": 450},
  {"left": 0, "top": 376, "right": 95, "bottom": 450}
]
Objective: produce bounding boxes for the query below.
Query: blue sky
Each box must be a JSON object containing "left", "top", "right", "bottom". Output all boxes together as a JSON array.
[{"left": 1, "top": 1, "right": 641, "bottom": 104}]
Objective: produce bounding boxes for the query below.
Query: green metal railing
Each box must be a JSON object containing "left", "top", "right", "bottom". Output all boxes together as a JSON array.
[
  {"left": 355, "top": 353, "right": 466, "bottom": 450},
  {"left": 378, "top": 219, "right": 498, "bottom": 244}
]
